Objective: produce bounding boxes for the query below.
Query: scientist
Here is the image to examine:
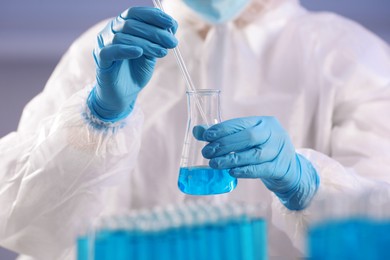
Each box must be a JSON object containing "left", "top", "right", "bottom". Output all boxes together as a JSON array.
[{"left": 0, "top": 0, "right": 390, "bottom": 259}]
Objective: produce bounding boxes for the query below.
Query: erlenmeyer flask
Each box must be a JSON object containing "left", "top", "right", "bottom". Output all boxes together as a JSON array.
[{"left": 178, "top": 89, "right": 237, "bottom": 195}]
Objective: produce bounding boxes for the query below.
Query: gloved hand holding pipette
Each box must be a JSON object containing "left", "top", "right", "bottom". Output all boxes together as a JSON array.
[
  {"left": 88, "top": 7, "right": 178, "bottom": 122},
  {"left": 194, "top": 116, "right": 320, "bottom": 210}
]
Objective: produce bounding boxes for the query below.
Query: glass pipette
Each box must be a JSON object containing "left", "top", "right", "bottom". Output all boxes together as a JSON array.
[{"left": 152, "top": 0, "right": 211, "bottom": 127}]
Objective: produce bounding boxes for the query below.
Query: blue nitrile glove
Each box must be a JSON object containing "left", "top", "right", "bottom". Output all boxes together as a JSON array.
[
  {"left": 193, "top": 116, "right": 320, "bottom": 210},
  {"left": 88, "top": 7, "right": 178, "bottom": 122}
]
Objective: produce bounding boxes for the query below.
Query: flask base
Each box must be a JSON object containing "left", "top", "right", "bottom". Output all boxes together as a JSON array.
[{"left": 178, "top": 166, "right": 237, "bottom": 195}]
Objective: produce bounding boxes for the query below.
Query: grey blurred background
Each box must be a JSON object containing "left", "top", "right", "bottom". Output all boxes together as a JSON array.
[{"left": 0, "top": 0, "right": 389, "bottom": 258}]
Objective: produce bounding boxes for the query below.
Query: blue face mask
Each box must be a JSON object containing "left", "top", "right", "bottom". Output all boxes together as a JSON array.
[{"left": 183, "top": 0, "right": 251, "bottom": 24}]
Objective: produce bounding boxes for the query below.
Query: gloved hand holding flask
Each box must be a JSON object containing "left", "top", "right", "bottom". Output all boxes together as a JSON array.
[
  {"left": 194, "top": 116, "right": 320, "bottom": 210},
  {"left": 88, "top": 7, "right": 178, "bottom": 122}
]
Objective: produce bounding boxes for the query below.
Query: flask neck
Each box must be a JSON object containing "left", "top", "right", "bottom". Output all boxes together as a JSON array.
[{"left": 187, "top": 90, "right": 222, "bottom": 126}]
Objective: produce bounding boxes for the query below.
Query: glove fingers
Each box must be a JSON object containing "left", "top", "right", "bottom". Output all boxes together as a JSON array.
[
  {"left": 229, "top": 153, "right": 293, "bottom": 180},
  {"left": 193, "top": 125, "right": 209, "bottom": 141},
  {"left": 113, "top": 33, "right": 168, "bottom": 58},
  {"left": 95, "top": 45, "right": 143, "bottom": 69},
  {"left": 229, "top": 163, "right": 274, "bottom": 179},
  {"left": 203, "top": 116, "right": 263, "bottom": 141},
  {"left": 112, "top": 17, "right": 178, "bottom": 49},
  {"left": 209, "top": 148, "right": 262, "bottom": 169},
  {"left": 120, "top": 7, "right": 175, "bottom": 30},
  {"left": 202, "top": 122, "right": 271, "bottom": 158},
  {"left": 204, "top": 117, "right": 262, "bottom": 142},
  {"left": 208, "top": 138, "right": 287, "bottom": 169},
  {"left": 170, "top": 19, "right": 179, "bottom": 34}
]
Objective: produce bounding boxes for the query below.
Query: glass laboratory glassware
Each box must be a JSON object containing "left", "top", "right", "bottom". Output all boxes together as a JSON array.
[{"left": 178, "top": 89, "right": 237, "bottom": 195}]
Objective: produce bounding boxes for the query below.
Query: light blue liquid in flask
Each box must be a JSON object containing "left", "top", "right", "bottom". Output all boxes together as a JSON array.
[
  {"left": 179, "top": 167, "right": 237, "bottom": 195},
  {"left": 178, "top": 89, "right": 237, "bottom": 195}
]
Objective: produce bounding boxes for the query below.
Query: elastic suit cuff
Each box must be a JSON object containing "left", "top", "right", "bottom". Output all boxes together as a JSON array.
[{"left": 83, "top": 89, "right": 135, "bottom": 132}]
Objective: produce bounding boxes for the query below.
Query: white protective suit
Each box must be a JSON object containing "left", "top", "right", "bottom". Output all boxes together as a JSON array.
[{"left": 1, "top": 0, "right": 390, "bottom": 259}]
